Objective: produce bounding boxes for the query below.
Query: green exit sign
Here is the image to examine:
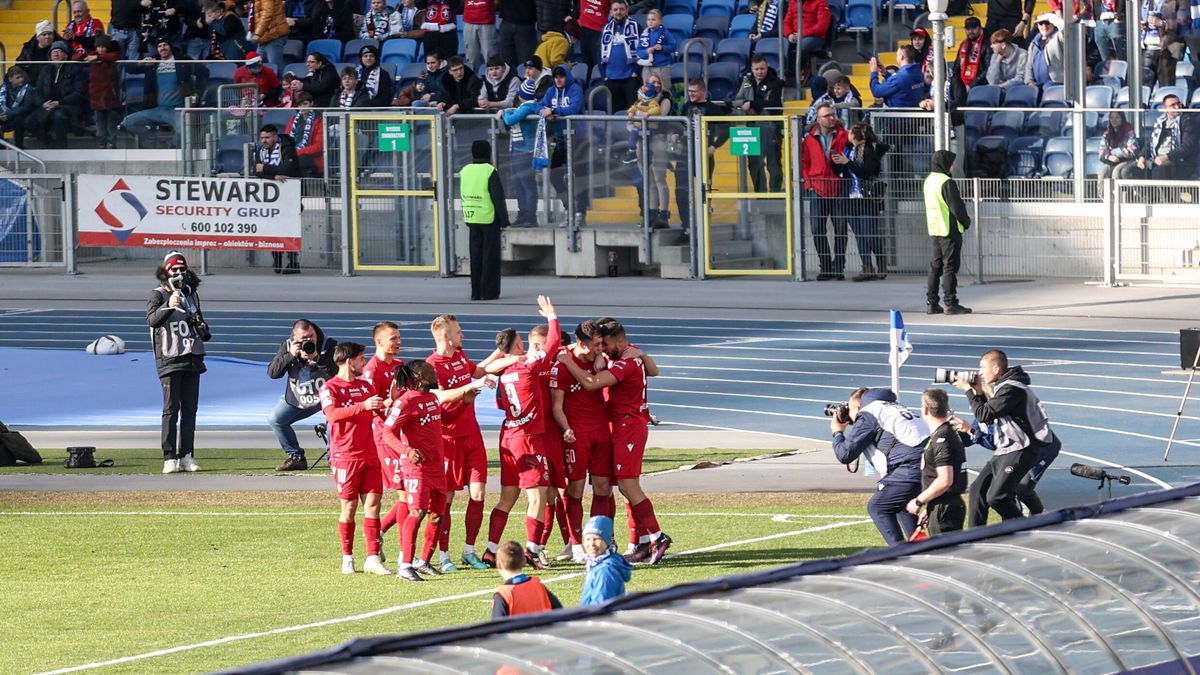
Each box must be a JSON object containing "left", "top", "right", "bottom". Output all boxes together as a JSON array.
[
  {"left": 729, "top": 126, "right": 761, "bottom": 157},
  {"left": 378, "top": 123, "right": 411, "bottom": 152}
]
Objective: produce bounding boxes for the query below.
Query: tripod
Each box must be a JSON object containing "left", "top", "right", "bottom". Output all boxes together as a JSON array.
[
  {"left": 308, "top": 423, "right": 330, "bottom": 470},
  {"left": 1164, "top": 340, "right": 1200, "bottom": 462}
]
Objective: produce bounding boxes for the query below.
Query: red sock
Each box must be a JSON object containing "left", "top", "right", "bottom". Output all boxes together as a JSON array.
[
  {"left": 400, "top": 514, "right": 420, "bottom": 564},
  {"left": 438, "top": 509, "right": 452, "bottom": 553},
  {"left": 554, "top": 498, "right": 571, "bottom": 545},
  {"left": 592, "top": 494, "right": 616, "bottom": 521},
  {"left": 487, "top": 508, "right": 509, "bottom": 546},
  {"left": 631, "top": 498, "right": 661, "bottom": 538},
  {"left": 565, "top": 495, "right": 584, "bottom": 545},
  {"left": 338, "top": 521, "right": 355, "bottom": 555},
  {"left": 624, "top": 500, "right": 638, "bottom": 545},
  {"left": 381, "top": 501, "right": 408, "bottom": 534},
  {"left": 525, "top": 515, "right": 542, "bottom": 545},
  {"left": 465, "top": 498, "right": 485, "bottom": 546},
  {"left": 539, "top": 501, "right": 555, "bottom": 546},
  {"left": 364, "top": 517, "right": 381, "bottom": 556},
  {"left": 421, "top": 516, "right": 440, "bottom": 562}
]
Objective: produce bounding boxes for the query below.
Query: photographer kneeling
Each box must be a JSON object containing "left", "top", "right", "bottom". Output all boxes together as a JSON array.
[
  {"left": 268, "top": 319, "right": 337, "bottom": 471},
  {"left": 831, "top": 387, "right": 930, "bottom": 545}
]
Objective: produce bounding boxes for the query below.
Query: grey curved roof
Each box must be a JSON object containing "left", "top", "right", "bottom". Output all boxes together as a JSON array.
[{"left": 235, "top": 485, "right": 1200, "bottom": 675}]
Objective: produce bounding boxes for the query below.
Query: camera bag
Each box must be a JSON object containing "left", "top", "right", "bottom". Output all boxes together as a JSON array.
[
  {"left": 64, "top": 446, "right": 114, "bottom": 469},
  {"left": 0, "top": 420, "right": 42, "bottom": 465}
]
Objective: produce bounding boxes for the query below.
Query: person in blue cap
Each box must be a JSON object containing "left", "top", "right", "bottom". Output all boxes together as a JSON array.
[{"left": 579, "top": 515, "right": 633, "bottom": 606}]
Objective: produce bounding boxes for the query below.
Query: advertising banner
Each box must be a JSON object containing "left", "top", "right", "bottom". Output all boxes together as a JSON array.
[{"left": 77, "top": 175, "right": 302, "bottom": 251}]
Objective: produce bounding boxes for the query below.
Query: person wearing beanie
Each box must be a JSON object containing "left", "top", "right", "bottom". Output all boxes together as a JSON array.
[
  {"left": 356, "top": 44, "right": 395, "bottom": 107},
  {"left": 534, "top": 17, "right": 579, "bottom": 71},
  {"left": 233, "top": 51, "right": 284, "bottom": 107},
  {"left": 31, "top": 40, "right": 89, "bottom": 148},
  {"left": 85, "top": 33, "right": 122, "bottom": 148},
  {"left": 579, "top": 515, "right": 633, "bottom": 606},
  {"left": 17, "top": 21, "right": 57, "bottom": 83},
  {"left": 497, "top": 57, "right": 551, "bottom": 227},
  {"left": 460, "top": 139, "right": 508, "bottom": 300},
  {"left": 122, "top": 37, "right": 209, "bottom": 148}
]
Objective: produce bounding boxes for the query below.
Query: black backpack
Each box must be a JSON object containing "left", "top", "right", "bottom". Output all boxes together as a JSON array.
[
  {"left": 64, "top": 447, "right": 114, "bottom": 469},
  {"left": 0, "top": 421, "right": 42, "bottom": 466}
]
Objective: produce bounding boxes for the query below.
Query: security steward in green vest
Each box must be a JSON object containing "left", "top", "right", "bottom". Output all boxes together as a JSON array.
[
  {"left": 461, "top": 140, "right": 509, "bottom": 300},
  {"left": 924, "top": 150, "right": 972, "bottom": 316}
]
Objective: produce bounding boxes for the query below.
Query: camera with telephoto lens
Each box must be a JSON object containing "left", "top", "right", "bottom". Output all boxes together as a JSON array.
[
  {"left": 823, "top": 402, "right": 850, "bottom": 424},
  {"left": 300, "top": 339, "right": 317, "bottom": 355},
  {"left": 934, "top": 368, "right": 977, "bottom": 384}
]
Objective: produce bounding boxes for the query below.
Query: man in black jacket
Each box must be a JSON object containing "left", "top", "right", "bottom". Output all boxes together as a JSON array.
[
  {"left": 461, "top": 139, "right": 509, "bottom": 300},
  {"left": 498, "top": 0, "right": 539, "bottom": 69},
  {"left": 436, "top": 56, "right": 483, "bottom": 115},
  {"left": 924, "top": 150, "right": 972, "bottom": 315},
  {"left": 731, "top": 55, "right": 784, "bottom": 193},
  {"left": 31, "top": 42, "right": 89, "bottom": 148},
  {"left": 268, "top": 319, "right": 337, "bottom": 471},
  {"left": 253, "top": 124, "right": 303, "bottom": 274},
  {"left": 109, "top": 0, "right": 144, "bottom": 60},
  {"left": 673, "top": 78, "right": 728, "bottom": 229},
  {"left": 122, "top": 37, "right": 209, "bottom": 148}
]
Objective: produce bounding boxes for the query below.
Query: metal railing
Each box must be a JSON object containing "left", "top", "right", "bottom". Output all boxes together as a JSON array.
[
  {"left": 0, "top": 138, "right": 48, "bottom": 173},
  {"left": 0, "top": 174, "right": 69, "bottom": 268}
]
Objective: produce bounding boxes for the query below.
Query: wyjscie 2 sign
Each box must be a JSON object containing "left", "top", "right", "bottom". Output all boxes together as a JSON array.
[
  {"left": 729, "top": 126, "right": 762, "bottom": 157},
  {"left": 378, "top": 123, "right": 411, "bottom": 152}
]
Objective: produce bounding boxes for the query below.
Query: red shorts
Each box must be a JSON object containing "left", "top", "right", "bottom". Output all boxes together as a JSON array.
[
  {"left": 403, "top": 475, "right": 448, "bottom": 513},
  {"left": 542, "top": 429, "right": 568, "bottom": 489},
  {"left": 565, "top": 427, "right": 612, "bottom": 481},
  {"left": 610, "top": 417, "right": 649, "bottom": 479},
  {"left": 330, "top": 459, "right": 383, "bottom": 501},
  {"left": 442, "top": 433, "right": 488, "bottom": 491},
  {"left": 499, "top": 433, "right": 549, "bottom": 489}
]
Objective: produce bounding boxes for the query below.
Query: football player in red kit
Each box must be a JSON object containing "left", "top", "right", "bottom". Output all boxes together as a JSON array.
[
  {"left": 362, "top": 321, "right": 404, "bottom": 558},
  {"left": 319, "top": 342, "right": 389, "bottom": 575},
  {"left": 555, "top": 318, "right": 671, "bottom": 564},
  {"left": 381, "top": 359, "right": 491, "bottom": 581},
  {"left": 481, "top": 296, "right": 561, "bottom": 570},
  {"left": 428, "top": 314, "right": 503, "bottom": 571},
  {"left": 528, "top": 323, "right": 573, "bottom": 565},
  {"left": 550, "top": 320, "right": 615, "bottom": 563}
]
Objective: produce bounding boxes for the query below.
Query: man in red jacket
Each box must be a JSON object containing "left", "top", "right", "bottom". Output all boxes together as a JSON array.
[
  {"left": 783, "top": 0, "right": 831, "bottom": 79},
  {"left": 802, "top": 102, "right": 849, "bottom": 280}
]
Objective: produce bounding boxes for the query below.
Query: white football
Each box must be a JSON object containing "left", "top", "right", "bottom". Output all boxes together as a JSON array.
[{"left": 86, "top": 335, "right": 127, "bottom": 355}]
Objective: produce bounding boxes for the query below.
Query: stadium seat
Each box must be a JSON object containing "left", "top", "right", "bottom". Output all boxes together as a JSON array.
[
  {"left": 1001, "top": 84, "right": 1038, "bottom": 108},
  {"left": 586, "top": 83, "right": 613, "bottom": 113},
  {"left": 700, "top": 0, "right": 735, "bottom": 17},
  {"left": 664, "top": 0, "right": 699, "bottom": 15},
  {"left": 381, "top": 38, "right": 419, "bottom": 67},
  {"left": 694, "top": 14, "right": 730, "bottom": 41},
  {"left": 1044, "top": 136, "right": 1073, "bottom": 156},
  {"left": 397, "top": 61, "right": 425, "bottom": 88},
  {"left": 1085, "top": 84, "right": 1115, "bottom": 109},
  {"left": 343, "top": 38, "right": 378, "bottom": 63},
  {"left": 572, "top": 63, "right": 591, "bottom": 88},
  {"left": 752, "top": 39, "right": 784, "bottom": 70},
  {"left": 1099, "top": 59, "right": 1128, "bottom": 81},
  {"left": 262, "top": 108, "right": 295, "bottom": 130},
  {"left": 676, "top": 37, "right": 714, "bottom": 64},
  {"left": 380, "top": 62, "right": 397, "bottom": 77},
  {"left": 988, "top": 110, "right": 1024, "bottom": 142},
  {"left": 1177, "top": 61, "right": 1195, "bottom": 80},
  {"left": 1008, "top": 135, "right": 1044, "bottom": 177},
  {"left": 1043, "top": 149, "right": 1073, "bottom": 177},
  {"left": 670, "top": 61, "right": 703, "bottom": 85},
  {"left": 122, "top": 75, "right": 147, "bottom": 112},
  {"left": 1023, "top": 110, "right": 1061, "bottom": 137},
  {"left": 282, "top": 63, "right": 308, "bottom": 80},
  {"left": 1190, "top": 88, "right": 1200, "bottom": 107},
  {"left": 306, "top": 39, "right": 343, "bottom": 66},
  {"left": 845, "top": 0, "right": 874, "bottom": 32},
  {"left": 729, "top": 14, "right": 757, "bottom": 39},
  {"left": 706, "top": 61, "right": 741, "bottom": 101},
  {"left": 1084, "top": 137, "right": 1103, "bottom": 177},
  {"left": 715, "top": 38, "right": 751, "bottom": 67},
  {"left": 1151, "top": 84, "right": 1188, "bottom": 107},
  {"left": 964, "top": 111, "right": 988, "bottom": 138},
  {"left": 283, "top": 39, "right": 305, "bottom": 64},
  {"left": 1115, "top": 85, "right": 1151, "bottom": 108},
  {"left": 215, "top": 134, "right": 251, "bottom": 175},
  {"left": 663, "top": 14, "right": 695, "bottom": 44},
  {"left": 1040, "top": 84, "right": 1068, "bottom": 108},
  {"left": 829, "top": 0, "right": 846, "bottom": 28},
  {"left": 965, "top": 84, "right": 1001, "bottom": 107},
  {"left": 971, "top": 136, "right": 1010, "bottom": 177},
  {"left": 204, "top": 62, "right": 237, "bottom": 105}
]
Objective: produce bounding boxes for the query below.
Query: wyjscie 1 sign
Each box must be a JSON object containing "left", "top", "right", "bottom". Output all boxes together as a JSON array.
[
  {"left": 378, "top": 123, "right": 411, "bottom": 152},
  {"left": 730, "top": 126, "right": 761, "bottom": 157}
]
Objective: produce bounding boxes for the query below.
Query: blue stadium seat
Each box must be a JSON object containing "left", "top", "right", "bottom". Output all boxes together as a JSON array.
[
  {"left": 1176, "top": 61, "right": 1195, "bottom": 80},
  {"left": 123, "top": 74, "right": 147, "bottom": 112},
  {"left": 1023, "top": 110, "right": 1061, "bottom": 137},
  {"left": 380, "top": 62, "right": 396, "bottom": 77},
  {"left": 283, "top": 39, "right": 305, "bottom": 64},
  {"left": 1084, "top": 137, "right": 1103, "bottom": 177},
  {"left": 829, "top": 0, "right": 845, "bottom": 27},
  {"left": 262, "top": 108, "right": 295, "bottom": 131},
  {"left": 700, "top": 0, "right": 735, "bottom": 17},
  {"left": 845, "top": 0, "right": 874, "bottom": 32},
  {"left": 343, "top": 38, "right": 378, "bottom": 63},
  {"left": 1043, "top": 148, "right": 1073, "bottom": 177},
  {"left": 1001, "top": 84, "right": 1038, "bottom": 108},
  {"left": 306, "top": 39, "right": 343, "bottom": 66},
  {"left": 965, "top": 84, "right": 1001, "bottom": 107},
  {"left": 204, "top": 62, "right": 237, "bottom": 105},
  {"left": 729, "top": 14, "right": 757, "bottom": 39},
  {"left": 675, "top": 37, "right": 714, "bottom": 63},
  {"left": 1151, "top": 84, "right": 1188, "bottom": 107},
  {"left": 1190, "top": 88, "right": 1200, "bottom": 107},
  {"left": 1115, "top": 85, "right": 1150, "bottom": 108},
  {"left": 397, "top": 61, "right": 425, "bottom": 88},
  {"left": 989, "top": 110, "right": 1024, "bottom": 142},
  {"left": 715, "top": 37, "right": 751, "bottom": 66},
  {"left": 216, "top": 134, "right": 251, "bottom": 175},
  {"left": 1085, "top": 84, "right": 1114, "bottom": 109},
  {"left": 572, "top": 63, "right": 591, "bottom": 88},
  {"left": 694, "top": 14, "right": 730, "bottom": 41},
  {"left": 586, "top": 83, "right": 613, "bottom": 113},
  {"left": 706, "top": 61, "right": 741, "bottom": 101},
  {"left": 752, "top": 39, "right": 784, "bottom": 70},
  {"left": 1040, "top": 84, "right": 1068, "bottom": 108},
  {"left": 964, "top": 111, "right": 988, "bottom": 138},
  {"left": 1008, "top": 136, "right": 1044, "bottom": 177},
  {"left": 1099, "top": 59, "right": 1128, "bottom": 82},
  {"left": 282, "top": 63, "right": 308, "bottom": 80},
  {"left": 670, "top": 61, "right": 703, "bottom": 85},
  {"left": 381, "top": 38, "right": 419, "bottom": 67},
  {"left": 664, "top": 14, "right": 695, "bottom": 44},
  {"left": 664, "top": 0, "right": 699, "bottom": 15}
]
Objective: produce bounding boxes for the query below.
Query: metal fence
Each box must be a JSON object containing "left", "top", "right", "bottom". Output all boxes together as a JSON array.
[{"left": 0, "top": 175, "right": 70, "bottom": 268}]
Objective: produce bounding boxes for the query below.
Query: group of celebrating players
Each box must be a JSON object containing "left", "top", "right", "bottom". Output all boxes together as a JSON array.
[{"left": 316, "top": 296, "right": 673, "bottom": 581}]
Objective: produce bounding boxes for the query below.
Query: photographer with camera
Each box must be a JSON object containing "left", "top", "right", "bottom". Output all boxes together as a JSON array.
[
  {"left": 905, "top": 388, "right": 968, "bottom": 534},
  {"left": 147, "top": 251, "right": 211, "bottom": 474},
  {"left": 951, "top": 349, "right": 1055, "bottom": 526},
  {"left": 268, "top": 319, "right": 337, "bottom": 471},
  {"left": 830, "top": 387, "right": 930, "bottom": 545}
]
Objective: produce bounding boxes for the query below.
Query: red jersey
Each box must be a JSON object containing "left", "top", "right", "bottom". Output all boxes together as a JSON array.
[
  {"left": 550, "top": 351, "right": 608, "bottom": 433},
  {"left": 319, "top": 376, "right": 379, "bottom": 463},
  {"left": 497, "top": 319, "right": 561, "bottom": 437},
  {"left": 462, "top": 0, "right": 497, "bottom": 24},
  {"left": 605, "top": 356, "right": 650, "bottom": 423},
  {"left": 363, "top": 354, "right": 398, "bottom": 442},
  {"left": 428, "top": 349, "right": 480, "bottom": 438},
  {"left": 382, "top": 389, "right": 447, "bottom": 488}
]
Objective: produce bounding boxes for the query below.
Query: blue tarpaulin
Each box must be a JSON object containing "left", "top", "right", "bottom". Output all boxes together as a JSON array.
[{"left": 0, "top": 179, "right": 40, "bottom": 262}]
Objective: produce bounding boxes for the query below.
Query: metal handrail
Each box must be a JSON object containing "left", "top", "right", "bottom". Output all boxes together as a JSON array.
[
  {"left": 51, "top": 0, "right": 68, "bottom": 34},
  {"left": 0, "top": 42, "right": 7, "bottom": 76},
  {"left": 679, "top": 37, "right": 710, "bottom": 89},
  {"left": 0, "top": 138, "right": 47, "bottom": 173}
]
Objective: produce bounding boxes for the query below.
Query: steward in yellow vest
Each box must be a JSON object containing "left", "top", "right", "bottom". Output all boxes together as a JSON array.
[
  {"left": 461, "top": 140, "right": 509, "bottom": 301},
  {"left": 924, "top": 150, "right": 972, "bottom": 316}
]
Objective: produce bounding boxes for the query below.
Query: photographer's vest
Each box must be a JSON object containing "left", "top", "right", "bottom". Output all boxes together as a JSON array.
[
  {"left": 460, "top": 162, "right": 496, "bottom": 225},
  {"left": 150, "top": 288, "right": 206, "bottom": 359},
  {"left": 924, "top": 172, "right": 961, "bottom": 236},
  {"left": 859, "top": 399, "right": 930, "bottom": 477},
  {"left": 988, "top": 380, "right": 1055, "bottom": 455}
]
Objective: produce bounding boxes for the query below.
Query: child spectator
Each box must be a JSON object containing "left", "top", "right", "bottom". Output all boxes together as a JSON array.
[
  {"left": 490, "top": 540, "right": 562, "bottom": 618},
  {"left": 85, "top": 34, "right": 121, "bottom": 148},
  {"left": 579, "top": 516, "right": 632, "bottom": 607},
  {"left": 0, "top": 66, "right": 37, "bottom": 149},
  {"left": 636, "top": 9, "right": 674, "bottom": 89},
  {"left": 805, "top": 72, "right": 860, "bottom": 127},
  {"left": 387, "top": 0, "right": 425, "bottom": 41},
  {"left": 279, "top": 72, "right": 297, "bottom": 107},
  {"left": 360, "top": 0, "right": 392, "bottom": 39},
  {"left": 623, "top": 81, "right": 661, "bottom": 163}
]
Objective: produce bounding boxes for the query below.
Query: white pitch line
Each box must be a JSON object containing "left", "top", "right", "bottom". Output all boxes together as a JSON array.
[{"left": 32, "top": 518, "right": 868, "bottom": 675}]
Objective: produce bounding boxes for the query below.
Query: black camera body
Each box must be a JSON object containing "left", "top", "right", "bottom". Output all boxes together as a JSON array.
[
  {"left": 823, "top": 402, "right": 850, "bottom": 424},
  {"left": 934, "top": 368, "right": 977, "bottom": 384},
  {"left": 300, "top": 339, "right": 317, "bottom": 355}
]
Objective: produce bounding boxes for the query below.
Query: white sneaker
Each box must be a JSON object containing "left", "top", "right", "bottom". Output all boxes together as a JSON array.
[
  {"left": 162, "top": 459, "right": 179, "bottom": 474},
  {"left": 341, "top": 555, "right": 356, "bottom": 574},
  {"left": 178, "top": 455, "right": 200, "bottom": 472},
  {"left": 555, "top": 544, "right": 574, "bottom": 561},
  {"left": 536, "top": 547, "right": 551, "bottom": 569},
  {"left": 363, "top": 555, "right": 390, "bottom": 576}
]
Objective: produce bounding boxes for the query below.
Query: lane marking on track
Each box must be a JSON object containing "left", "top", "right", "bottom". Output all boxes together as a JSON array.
[
  {"left": 31, "top": 518, "right": 869, "bottom": 675},
  {"left": 1059, "top": 450, "right": 1173, "bottom": 489}
]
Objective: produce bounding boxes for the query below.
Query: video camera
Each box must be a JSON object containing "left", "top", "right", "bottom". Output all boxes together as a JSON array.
[
  {"left": 823, "top": 402, "right": 850, "bottom": 424},
  {"left": 933, "top": 368, "right": 977, "bottom": 384}
]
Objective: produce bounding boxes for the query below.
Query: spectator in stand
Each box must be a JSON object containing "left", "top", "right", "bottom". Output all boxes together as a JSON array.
[
  {"left": 291, "top": 51, "right": 339, "bottom": 107},
  {"left": 110, "top": 0, "right": 144, "bottom": 61},
  {"left": 805, "top": 71, "right": 859, "bottom": 127},
  {"left": 956, "top": 17, "right": 990, "bottom": 88},
  {"left": 536, "top": 17, "right": 580, "bottom": 70},
  {"left": 299, "top": 0, "right": 355, "bottom": 42},
  {"left": 122, "top": 37, "right": 209, "bottom": 148},
  {"left": 63, "top": 1, "right": 105, "bottom": 57},
  {"left": 1023, "top": 13, "right": 1065, "bottom": 86},
  {"left": 843, "top": 121, "right": 889, "bottom": 281},
  {"left": 1134, "top": 94, "right": 1198, "bottom": 179},
  {"left": 1048, "top": 0, "right": 1087, "bottom": 19},
  {"left": 635, "top": 10, "right": 674, "bottom": 89},
  {"left": 247, "top": 0, "right": 289, "bottom": 67},
  {"left": 361, "top": 0, "right": 392, "bottom": 40},
  {"left": 0, "top": 66, "right": 38, "bottom": 149},
  {"left": 1093, "top": 0, "right": 1126, "bottom": 62},
  {"left": 203, "top": 1, "right": 249, "bottom": 61},
  {"left": 400, "top": 51, "right": 448, "bottom": 107},
  {"left": 783, "top": 0, "right": 831, "bottom": 82},
  {"left": 421, "top": 0, "right": 459, "bottom": 67},
  {"left": 624, "top": 79, "right": 672, "bottom": 229},
  {"left": 279, "top": 72, "right": 297, "bottom": 106},
  {"left": 86, "top": 34, "right": 122, "bottom": 148},
  {"left": 733, "top": 54, "right": 785, "bottom": 192},
  {"left": 802, "top": 101, "right": 849, "bottom": 280},
  {"left": 284, "top": 0, "right": 307, "bottom": 39},
  {"left": 436, "top": 56, "right": 483, "bottom": 115},
  {"left": 478, "top": 55, "right": 520, "bottom": 112},
  {"left": 140, "top": 0, "right": 183, "bottom": 59},
  {"left": 1141, "top": 11, "right": 1182, "bottom": 87},
  {"left": 181, "top": 1, "right": 211, "bottom": 59},
  {"left": 497, "top": 58, "right": 552, "bottom": 227},
  {"left": 539, "top": 64, "right": 588, "bottom": 227},
  {"left": 672, "top": 78, "right": 728, "bottom": 228},
  {"left": 388, "top": 0, "right": 426, "bottom": 41},
  {"left": 870, "top": 46, "right": 927, "bottom": 107},
  {"left": 576, "top": 0, "right": 612, "bottom": 74},
  {"left": 498, "top": 0, "right": 539, "bottom": 70},
  {"left": 908, "top": 27, "right": 934, "bottom": 79},
  {"left": 463, "top": 0, "right": 498, "bottom": 73},
  {"left": 285, "top": 92, "right": 325, "bottom": 176},
  {"left": 985, "top": 29, "right": 1028, "bottom": 88},
  {"left": 985, "top": 0, "right": 1037, "bottom": 48},
  {"left": 254, "top": 123, "right": 300, "bottom": 181},
  {"left": 32, "top": 41, "right": 88, "bottom": 147},
  {"left": 537, "top": 0, "right": 573, "bottom": 34},
  {"left": 18, "top": 22, "right": 57, "bottom": 84},
  {"left": 1099, "top": 111, "right": 1140, "bottom": 179},
  {"left": 357, "top": 45, "right": 395, "bottom": 107},
  {"left": 600, "top": 0, "right": 640, "bottom": 113},
  {"left": 234, "top": 51, "right": 284, "bottom": 107},
  {"left": 336, "top": 67, "right": 370, "bottom": 108}
]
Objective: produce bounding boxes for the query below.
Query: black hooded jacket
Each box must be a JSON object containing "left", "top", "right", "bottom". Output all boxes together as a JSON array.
[
  {"left": 930, "top": 150, "right": 971, "bottom": 233},
  {"left": 966, "top": 365, "right": 1053, "bottom": 455},
  {"left": 268, "top": 322, "right": 337, "bottom": 410}
]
